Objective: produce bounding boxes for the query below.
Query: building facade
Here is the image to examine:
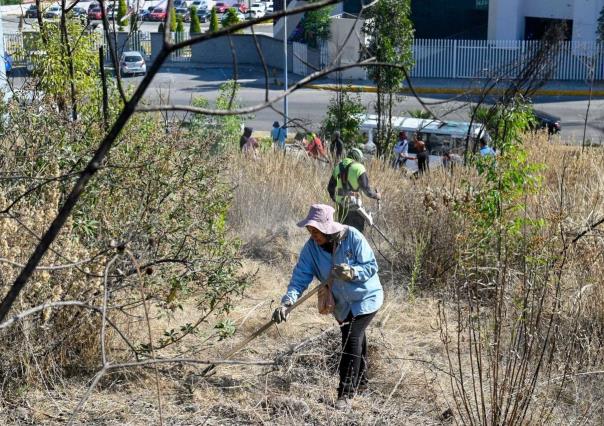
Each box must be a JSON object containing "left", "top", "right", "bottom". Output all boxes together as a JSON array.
[{"left": 488, "top": 0, "right": 604, "bottom": 41}]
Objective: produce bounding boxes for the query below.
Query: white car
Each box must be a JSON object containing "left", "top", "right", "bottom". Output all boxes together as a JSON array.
[
  {"left": 43, "top": 5, "right": 62, "bottom": 19},
  {"left": 248, "top": 2, "right": 265, "bottom": 18},
  {"left": 119, "top": 51, "right": 146, "bottom": 77}
]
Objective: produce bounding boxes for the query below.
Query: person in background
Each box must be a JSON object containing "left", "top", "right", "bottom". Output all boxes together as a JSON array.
[
  {"left": 392, "top": 131, "right": 413, "bottom": 169},
  {"left": 272, "top": 204, "right": 383, "bottom": 410},
  {"left": 442, "top": 150, "right": 463, "bottom": 171},
  {"left": 271, "top": 121, "right": 287, "bottom": 150},
  {"left": 240, "top": 126, "right": 253, "bottom": 151},
  {"left": 330, "top": 131, "right": 344, "bottom": 160},
  {"left": 306, "top": 132, "right": 327, "bottom": 160},
  {"left": 242, "top": 127, "right": 259, "bottom": 157},
  {"left": 479, "top": 139, "right": 496, "bottom": 157},
  {"left": 327, "top": 148, "right": 381, "bottom": 233},
  {"left": 414, "top": 134, "right": 429, "bottom": 175}
]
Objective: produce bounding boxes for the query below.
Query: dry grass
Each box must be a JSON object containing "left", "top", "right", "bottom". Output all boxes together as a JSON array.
[{"left": 3, "top": 134, "right": 604, "bottom": 424}]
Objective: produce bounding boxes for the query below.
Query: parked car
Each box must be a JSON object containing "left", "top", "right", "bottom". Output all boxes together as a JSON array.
[
  {"left": 138, "top": 6, "right": 155, "bottom": 21},
  {"left": 68, "top": 6, "right": 88, "bottom": 24},
  {"left": 106, "top": 4, "right": 117, "bottom": 19},
  {"left": 232, "top": 2, "right": 248, "bottom": 13},
  {"left": 533, "top": 110, "right": 561, "bottom": 135},
  {"left": 174, "top": 0, "right": 187, "bottom": 7},
  {"left": 175, "top": 7, "right": 191, "bottom": 22},
  {"left": 248, "top": 2, "right": 266, "bottom": 18},
  {"left": 214, "top": 2, "right": 228, "bottom": 13},
  {"left": 149, "top": 7, "right": 167, "bottom": 21},
  {"left": 24, "top": 5, "right": 38, "bottom": 18},
  {"left": 88, "top": 7, "right": 104, "bottom": 20},
  {"left": 119, "top": 51, "right": 146, "bottom": 76},
  {"left": 88, "top": 2, "right": 100, "bottom": 12},
  {"left": 43, "top": 5, "right": 62, "bottom": 19},
  {"left": 196, "top": 8, "right": 209, "bottom": 22}
]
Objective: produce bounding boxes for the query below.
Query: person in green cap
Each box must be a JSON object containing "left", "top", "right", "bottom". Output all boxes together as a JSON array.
[{"left": 327, "top": 148, "right": 381, "bottom": 233}]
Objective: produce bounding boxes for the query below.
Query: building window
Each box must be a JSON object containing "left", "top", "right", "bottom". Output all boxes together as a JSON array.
[{"left": 525, "top": 17, "right": 573, "bottom": 41}]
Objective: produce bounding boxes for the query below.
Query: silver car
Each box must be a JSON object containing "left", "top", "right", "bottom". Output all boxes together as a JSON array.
[{"left": 119, "top": 51, "right": 146, "bottom": 77}]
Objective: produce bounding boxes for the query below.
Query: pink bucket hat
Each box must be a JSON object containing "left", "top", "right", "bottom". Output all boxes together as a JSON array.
[{"left": 297, "top": 204, "right": 345, "bottom": 235}]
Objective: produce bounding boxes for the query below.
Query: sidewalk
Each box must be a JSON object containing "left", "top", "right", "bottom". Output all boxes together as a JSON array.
[{"left": 305, "top": 77, "right": 604, "bottom": 97}]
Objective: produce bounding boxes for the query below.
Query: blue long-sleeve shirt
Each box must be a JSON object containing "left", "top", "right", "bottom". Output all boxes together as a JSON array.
[{"left": 281, "top": 226, "right": 383, "bottom": 322}]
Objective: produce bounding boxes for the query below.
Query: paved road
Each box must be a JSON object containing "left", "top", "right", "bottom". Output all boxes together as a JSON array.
[
  {"left": 134, "top": 68, "right": 604, "bottom": 143},
  {"left": 6, "top": 66, "right": 603, "bottom": 143}
]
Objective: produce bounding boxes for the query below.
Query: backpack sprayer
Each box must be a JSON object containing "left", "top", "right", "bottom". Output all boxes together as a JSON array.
[{"left": 346, "top": 193, "right": 397, "bottom": 250}]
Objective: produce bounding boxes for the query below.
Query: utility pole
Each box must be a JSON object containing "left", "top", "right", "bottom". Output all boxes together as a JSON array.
[
  {"left": 283, "top": 0, "right": 288, "bottom": 128},
  {"left": 0, "top": 9, "right": 6, "bottom": 95}
]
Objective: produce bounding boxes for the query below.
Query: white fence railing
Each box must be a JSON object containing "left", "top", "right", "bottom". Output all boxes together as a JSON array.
[
  {"left": 6, "top": 32, "right": 604, "bottom": 81},
  {"left": 411, "top": 39, "right": 604, "bottom": 81}
]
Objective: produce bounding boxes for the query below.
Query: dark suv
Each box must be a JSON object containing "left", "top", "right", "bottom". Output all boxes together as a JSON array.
[
  {"left": 24, "top": 4, "right": 38, "bottom": 18},
  {"left": 533, "top": 110, "right": 561, "bottom": 135}
]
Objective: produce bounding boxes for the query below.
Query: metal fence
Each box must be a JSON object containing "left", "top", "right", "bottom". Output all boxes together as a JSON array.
[{"left": 411, "top": 39, "right": 604, "bottom": 81}]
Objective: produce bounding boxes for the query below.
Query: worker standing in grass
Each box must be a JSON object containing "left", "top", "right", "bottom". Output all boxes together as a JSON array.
[
  {"left": 271, "top": 121, "right": 287, "bottom": 150},
  {"left": 327, "top": 148, "right": 381, "bottom": 233},
  {"left": 272, "top": 204, "right": 383, "bottom": 410}
]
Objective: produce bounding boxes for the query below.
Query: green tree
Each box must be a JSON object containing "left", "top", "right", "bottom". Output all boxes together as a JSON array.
[
  {"left": 321, "top": 88, "right": 366, "bottom": 149},
  {"left": 169, "top": 7, "right": 177, "bottom": 32},
  {"left": 189, "top": 6, "right": 201, "bottom": 33},
  {"left": 117, "top": 0, "right": 128, "bottom": 31},
  {"left": 362, "top": 0, "right": 414, "bottom": 154},
  {"left": 209, "top": 7, "right": 219, "bottom": 32},
  {"left": 30, "top": 21, "right": 100, "bottom": 119},
  {"left": 302, "top": 1, "right": 332, "bottom": 48},
  {"left": 221, "top": 7, "right": 241, "bottom": 29},
  {"left": 190, "top": 80, "right": 247, "bottom": 153},
  {"left": 176, "top": 15, "right": 184, "bottom": 33},
  {"left": 598, "top": 6, "right": 604, "bottom": 42}
]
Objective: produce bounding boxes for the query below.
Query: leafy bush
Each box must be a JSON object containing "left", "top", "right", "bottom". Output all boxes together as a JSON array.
[
  {"left": 321, "top": 88, "right": 366, "bottom": 149},
  {"left": 0, "top": 81, "right": 248, "bottom": 394},
  {"left": 221, "top": 7, "right": 240, "bottom": 30},
  {"left": 190, "top": 6, "right": 201, "bottom": 33},
  {"left": 301, "top": 1, "right": 332, "bottom": 48},
  {"left": 209, "top": 7, "right": 219, "bottom": 32}
]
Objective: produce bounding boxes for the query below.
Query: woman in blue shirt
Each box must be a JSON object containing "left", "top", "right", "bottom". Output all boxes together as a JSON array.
[{"left": 273, "top": 204, "right": 383, "bottom": 409}]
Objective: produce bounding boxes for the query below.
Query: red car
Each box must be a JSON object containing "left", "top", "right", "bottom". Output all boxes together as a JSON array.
[
  {"left": 87, "top": 7, "right": 103, "bottom": 20},
  {"left": 232, "top": 3, "right": 248, "bottom": 12},
  {"left": 214, "top": 2, "right": 228, "bottom": 13},
  {"left": 149, "top": 7, "right": 167, "bottom": 21}
]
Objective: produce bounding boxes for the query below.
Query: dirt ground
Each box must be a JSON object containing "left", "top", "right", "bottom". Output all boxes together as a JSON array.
[{"left": 0, "top": 252, "right": 457, "bottom": 425}]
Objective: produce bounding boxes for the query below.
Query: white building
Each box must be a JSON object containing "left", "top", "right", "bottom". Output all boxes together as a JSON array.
[{"left": 488, "top": 0, "right": 604, "bottom": 42}]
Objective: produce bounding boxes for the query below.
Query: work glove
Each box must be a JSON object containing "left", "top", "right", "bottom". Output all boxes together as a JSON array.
[
  {"left": 272, "top": 304, "right": 290, "bottom": 324},
  {"left": 333, "top": 263, "right": 355, "bottom": 281}
]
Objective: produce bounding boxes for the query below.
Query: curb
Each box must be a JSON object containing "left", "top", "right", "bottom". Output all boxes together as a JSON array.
[{"left": 305, "top": 83, "right": 604, "bottom": 97}]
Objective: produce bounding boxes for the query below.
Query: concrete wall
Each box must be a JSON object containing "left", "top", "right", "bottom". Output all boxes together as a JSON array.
[
  {"left": 573, "top": 0, "right": 604, "bottom": 42},
  {"left": 488, "top": 0, "right": 522, "bottom": 40},
  {"left": 326, "top": 17, "right": 366, "bottom": 80},
  {"left": 523, "top": 0, "right": 573, "bottom": 20},
  {"left": 189, "top": 34, "right": 293, "bottom": 71}
]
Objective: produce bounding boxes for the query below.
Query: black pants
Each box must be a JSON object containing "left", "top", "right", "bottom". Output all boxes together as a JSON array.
[
  {"left": 417, "top": 151, "right": 429, "bottom": 175},
  {"left": 336, "top": 206, "right": 366, "bottom": 233},
  {"left": 338, "top": 311, "right": 376, "bottom": 397}
]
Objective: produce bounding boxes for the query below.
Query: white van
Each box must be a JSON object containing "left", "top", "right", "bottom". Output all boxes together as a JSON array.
[{"left": 359, "top": 114, "right": 489, "bottom": 155}]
